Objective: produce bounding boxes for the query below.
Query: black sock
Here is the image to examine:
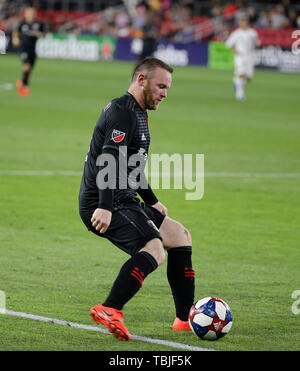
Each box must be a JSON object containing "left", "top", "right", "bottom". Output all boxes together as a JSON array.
[
  {"left": 103, "top": 251, "right": 158, "bottom": 310},
  {"left": 167, "top": 246, "right": 195, "bottom": 321},
  {"left": 22, "top": 71, "right": 30, "bottom": 86}
]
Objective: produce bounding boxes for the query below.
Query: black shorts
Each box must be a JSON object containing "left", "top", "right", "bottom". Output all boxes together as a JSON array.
[
  {"left": 79, "top": 199, "right": 166, "bottom": 256},
  {"left": 20, "top": 49, "right": 36, "bottom": 66}
]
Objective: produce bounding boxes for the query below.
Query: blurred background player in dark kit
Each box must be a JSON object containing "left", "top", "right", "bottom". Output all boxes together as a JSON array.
[
  {"left": 12, "top": 6, "right": 44, "bottom": 97},
  {"left": 139, "top": 10, "right": 158, "bottom": 61}
]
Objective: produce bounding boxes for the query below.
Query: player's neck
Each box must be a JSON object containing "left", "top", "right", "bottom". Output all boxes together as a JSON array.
[{"left": 127, "top": 86, "right": 146, "bottom": 111}]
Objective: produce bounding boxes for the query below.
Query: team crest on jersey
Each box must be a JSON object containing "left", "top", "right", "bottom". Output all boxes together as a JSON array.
[{"left": 111, "top": 129, "right": 126, "bottom": 143}]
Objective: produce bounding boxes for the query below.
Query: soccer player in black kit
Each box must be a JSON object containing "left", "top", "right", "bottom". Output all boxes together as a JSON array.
[
  {"left": 79, "top": 58, "right": 195, "bottom": 341},
  {"left": 12, "top": 7, "right": 44, "bottom": 97}
]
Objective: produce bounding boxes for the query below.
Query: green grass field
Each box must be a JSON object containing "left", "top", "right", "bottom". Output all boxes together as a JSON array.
[{"left": 0, "top": 54, "right": 299, "bottom": 351}]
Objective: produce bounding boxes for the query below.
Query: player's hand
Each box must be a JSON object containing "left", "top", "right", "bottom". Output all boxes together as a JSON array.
[
  {"left": 32, "top": 30, "right": 43, "bottom": 37},
  {"left": 91, "top": 208, "right": 112, "bottom": 234},
  {"left": 151, "top": 201, "right": 167, "bottom": 216},
  {"left": 12, "top": 37, "right": 20, "bottom": 48}
]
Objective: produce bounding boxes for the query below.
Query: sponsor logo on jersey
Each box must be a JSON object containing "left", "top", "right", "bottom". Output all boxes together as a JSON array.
[{"left": 111, "top": 129, "right": 126, "bottom": 143}]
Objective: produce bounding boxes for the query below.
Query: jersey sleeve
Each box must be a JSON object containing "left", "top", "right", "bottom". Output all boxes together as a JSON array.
[
  {"left": 226, "top": 31, "right": 237, "bottom": 49},
  {"left": 102, "top": 102, "right": 136, "bottom": 153},
  {"left": 39, "top": 22, "right": 45, "bottom": 33},
  {"left": 104, "top": 104, "right": 159, "bottom": 206},
  {"left": 137, "top": 183, "right": 158, "bottom": 205},
  {"left": 97, "top": 102, "right": 136, "bottom": 211}
]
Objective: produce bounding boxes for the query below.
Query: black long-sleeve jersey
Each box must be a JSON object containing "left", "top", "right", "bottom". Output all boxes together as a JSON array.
[{"left": 79, "top": 92, "right": 158, "bottom": 212}]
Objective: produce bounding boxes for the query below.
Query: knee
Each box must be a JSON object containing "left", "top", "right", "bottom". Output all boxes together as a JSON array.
[
  {"left": 24, "top": 64, "right": 31, "bottom": 72},
  {"left": 183, "top": 227, "right": 192, "bottom": 246},
  {"left": 160, "top": 217, "right": 192, "bottom": 248},
  {"left": 178, "top": 223, "right": 192, "bottom": 246},
  {"left": 142, "top": 238, "right": 165, "bottom": 267}
]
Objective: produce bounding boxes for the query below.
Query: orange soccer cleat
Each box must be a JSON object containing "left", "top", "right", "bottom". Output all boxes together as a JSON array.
[
  {"left": 16, "top": 80, "right": 30, "bottom": 97},
  {"left": 18, "top": 85, "right": 30, "bottom": 97},
  {"left": 90, "top": 304, "right": 130, "bottom": 341},
  {"left": 172, "top": 317, "right": 191, "bottom": 331}
]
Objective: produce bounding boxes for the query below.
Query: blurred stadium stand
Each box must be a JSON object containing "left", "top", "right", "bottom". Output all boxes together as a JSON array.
[{"left": 1, "top": 0, "right": 300, "bottom": 47}]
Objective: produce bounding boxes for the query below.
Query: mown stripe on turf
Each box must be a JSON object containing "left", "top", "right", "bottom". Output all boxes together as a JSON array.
[{"left": 2, "top": 310, "right": 214, "bottom": 351}]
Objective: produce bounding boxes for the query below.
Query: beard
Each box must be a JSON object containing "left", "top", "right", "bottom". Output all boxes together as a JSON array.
[{"left": 143, "top": 84, "right": 159, "bottom": 110}]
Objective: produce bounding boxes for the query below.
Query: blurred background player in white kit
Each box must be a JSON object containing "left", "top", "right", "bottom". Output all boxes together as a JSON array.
[{"left": 226, "top": 17, "right": 261, "bottom": 101}]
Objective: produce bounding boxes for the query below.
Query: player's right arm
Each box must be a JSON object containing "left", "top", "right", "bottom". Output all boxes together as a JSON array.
[
  {"left": 225, "top": 30, "right": 237, "bottom": 54},
  {"left": 12, "top": 22, "right": 25, "bottom": 48},
  {"left": 90, "top": 102, "right": 136, "bottom": 232},
  {"left": 12, "top": 29, "right": 20, "bottom": 48}
]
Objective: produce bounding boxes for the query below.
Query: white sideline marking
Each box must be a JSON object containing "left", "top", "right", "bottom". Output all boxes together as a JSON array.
[
  {"left": 0, "top": 170, "right": 300, "bottom": 179},
  {"left": 2, "top": 309, "right": 213, "bottom": 351}
]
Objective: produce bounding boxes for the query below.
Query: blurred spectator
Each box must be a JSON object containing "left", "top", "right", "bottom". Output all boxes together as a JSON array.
[
  {"left": 138, "top": 9, "right": 158, "bottom": 60},
  {"left": 211, "top": 3, "right": 223, "bottom": 19},
  {"left": 256, "top": 10, "right": 270, "bottom": 28},
  {"left": 1, "top": 0, "right": 300, "bottom": 44},
  {"left": 297, "top": 12, "right": 300, "bottom": 28},
  {"left": 132, "top": 2, "right": 147, "bottom": 36},
  {"left": 287, "top": 9, "right": 298, "bottom": 28},
  {"left": 99, "top": 21, "right": 116, "bottom": 37},
  {"left": 282, "top": 0, "right": 293, "bottom": 17},
  {"left": 223, "top": 1, "right": 238, "bottom": 26},
  {"left": 233, "top": 6, "right": 248, "bottom": 27},
  {"left": 246, "top": 7, "right": 258, "bottom": 26},
  {"left": 161, "top": 0, "right": 172, "bottom": 12},
  {"left": 114, "top": 9, "right": 130, "bottom": 37},
  {"left": 148, "top": 0, "right": 161, "bottom": 12},
  {"left": 269, "top": 4, "right": 289, "bottom": 29}
]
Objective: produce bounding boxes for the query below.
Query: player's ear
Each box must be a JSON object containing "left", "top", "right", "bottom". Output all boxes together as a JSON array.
[{"left": 137, "top": 73, "right": 146, "bottom": 88}]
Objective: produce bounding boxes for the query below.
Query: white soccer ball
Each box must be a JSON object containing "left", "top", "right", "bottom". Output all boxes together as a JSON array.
[{"left": 188, "top": 297, "right": 233, "bottom": 340}]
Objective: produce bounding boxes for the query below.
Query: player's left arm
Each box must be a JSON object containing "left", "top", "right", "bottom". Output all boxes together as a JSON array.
[
  {"left": 151, "top": 201, "right": 168, "bottom": 216},
  {"left": 225, "top": 31, "right": 237, "bottom": 53},
  {"left": 137, "top": 183, "right": 167, "bottom": 215},
  {"left": 33, "top": 22, "right": 45, "bottom": 37}
]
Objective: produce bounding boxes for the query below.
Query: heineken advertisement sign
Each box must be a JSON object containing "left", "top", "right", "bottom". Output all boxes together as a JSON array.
[{"left": 36, "top": 33, "right": 116, "bottom": 61}]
